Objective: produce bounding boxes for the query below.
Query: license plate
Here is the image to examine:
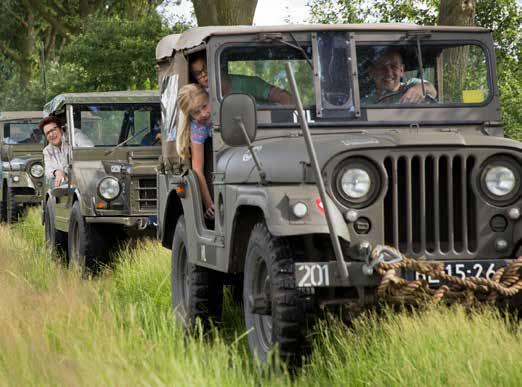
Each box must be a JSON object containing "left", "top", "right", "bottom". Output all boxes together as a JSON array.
[
  {"left": 295, "top": 263, "right": 330, "bottom": 287},
  {"left": 404, "top": 260, "right": 508, "bottom": 285}
]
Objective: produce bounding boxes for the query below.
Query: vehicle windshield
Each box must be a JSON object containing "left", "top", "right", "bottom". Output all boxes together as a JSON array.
[
  {"left": 219, "top": 33, "right": 491, "bottom": 125},
  {"left": 357, "top": 42, "right": 490, "bottom": 106},
  {"left": 2, "top": 121, "right": 43, "bottom": 145},
  {"left": 219, "top": 42, "right": 314, "bottom": 124},
  {"left": 73, "top": 103, "right": 161, "bottom": 147}
]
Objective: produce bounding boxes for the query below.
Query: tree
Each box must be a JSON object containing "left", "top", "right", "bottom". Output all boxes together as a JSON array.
[
  {"left": 439, "top": 0, "right": 475, "bottom": 25},
  {"left": 56, "top": 13, "right": 179, "bottom": 92},
  {"left": 192, "top": 0, "right": 258, "bottom": 26},
  {"left": 0, "top": 0, "right": 164, "bottom": 90}
]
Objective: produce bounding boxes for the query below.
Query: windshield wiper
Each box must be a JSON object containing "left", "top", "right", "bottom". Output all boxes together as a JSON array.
[
  {"left": 259, "top": 33, "right": 313, "bottom": 69},
  {"left": 403, "top": 32, "right": 431, "bottom": 97},
  {"left": 104, "top": 126, "right": 149, "bottom": 156},
  {"left": 415, "top": 37, "right": 427, "bottom": 96}
]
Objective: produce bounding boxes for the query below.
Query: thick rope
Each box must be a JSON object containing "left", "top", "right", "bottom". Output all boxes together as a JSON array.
[{"left": 371, "top": 245, "right": 522, "bottom": 305}]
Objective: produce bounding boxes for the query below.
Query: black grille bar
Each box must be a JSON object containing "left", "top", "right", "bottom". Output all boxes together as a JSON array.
[
  {"left": 384, "top": 153, "right": 477, "bottom": 257},
  {"left": 135, "top": 178, "right": 157, "bottom": 211}
]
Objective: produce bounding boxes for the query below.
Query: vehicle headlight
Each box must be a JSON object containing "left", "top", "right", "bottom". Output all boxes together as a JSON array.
[
  {"left": 29, "top": 163, "right": 44, "bottom": 178},
  {"left": 334, "top": 158, "right": 381, "bottom": 208},
  {"left": 480, "top": 157, "right": 521, "bottom": 205},
  {"left": 98, "top": 177, "right": 120, "bottom": 201},
  {"left": 484, "top": 166, "right": 516, "bottom": 196},
  {"left": 341, "top": 168, "right": 371, "bottom": 199}
]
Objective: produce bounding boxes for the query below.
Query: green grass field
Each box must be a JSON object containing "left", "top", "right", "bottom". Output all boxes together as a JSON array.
[{"left": 0, "top": 208, "right": 521, "bottom": 386}]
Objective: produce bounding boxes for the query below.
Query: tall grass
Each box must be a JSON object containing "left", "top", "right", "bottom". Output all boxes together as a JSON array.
[{"left": 0, "top": 208, "right": 520, "bottom": 386}]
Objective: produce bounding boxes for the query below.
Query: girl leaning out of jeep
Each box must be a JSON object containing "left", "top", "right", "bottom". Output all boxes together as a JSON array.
[{"left": 176, "top": 83, "right": 215, "bottom": 222}]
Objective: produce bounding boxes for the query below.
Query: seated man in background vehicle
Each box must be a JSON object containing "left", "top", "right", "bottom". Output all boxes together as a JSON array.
[
  {"left": 20, "top": 128, "right": 43, "bottom": 144},
  {"left": 140, "top": 120, "right": 162, "bottom": 145},
  {"left": 40, "top": 116, "right": 93, "bottom": 187},
  {"left": 367, "top": 49, "right": 437, "bottom": 104},
  {"left": 190, "top": 53, "right": 293, "bottom": 105}
]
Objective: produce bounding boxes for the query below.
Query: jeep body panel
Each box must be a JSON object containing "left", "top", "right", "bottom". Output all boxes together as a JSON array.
[{"left": 0, "top": 111, "right": 44, "bottom": 214}]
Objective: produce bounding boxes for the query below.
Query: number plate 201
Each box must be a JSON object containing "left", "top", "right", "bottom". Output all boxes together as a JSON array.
[{"left": 295, "top": 263, "right": 330, "bottom": 287}]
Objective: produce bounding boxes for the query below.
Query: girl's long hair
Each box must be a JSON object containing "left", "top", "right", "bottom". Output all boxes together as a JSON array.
[{"left": 176, "top": 83, "right": 208, "bottom": 160}]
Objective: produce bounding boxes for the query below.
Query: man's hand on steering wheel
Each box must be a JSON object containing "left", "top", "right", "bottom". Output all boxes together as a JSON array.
[{"left": 399, "top": 83, "right": 437, "bottom": 104}]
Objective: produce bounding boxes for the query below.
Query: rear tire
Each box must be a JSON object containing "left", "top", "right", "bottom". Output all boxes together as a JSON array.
[
  {"left": 0, "top": 185, "right": 6, "bottom": 222},
  {"left": 171, "top": 215, "right": 223, "bottom": 330},
  {"left": 68, "top": 201, "right": 107, "bottom": 275},
  {"left": 44, "top": 198, "right": 68, "bottom": 261},
  {"left": 243, "top": 222, "right": 309, "bottom": 366},
  {"left": 6, "top": 186, "right": 20, "bottom": 223}
]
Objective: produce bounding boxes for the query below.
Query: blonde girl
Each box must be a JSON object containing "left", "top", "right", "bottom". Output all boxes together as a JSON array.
[{"left": 177, "top": 84, "right": 214, "bottom": 219}]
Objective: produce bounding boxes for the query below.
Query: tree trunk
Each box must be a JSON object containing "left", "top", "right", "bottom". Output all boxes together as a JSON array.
[
  {"left": 19, "top": 0, "right": 36, "bottom": 90},
  {"left": 438, "top": 0, "right": 476, "bottom": 103},
  {"left": 193, "top": 0, "right": 258, "bottom": 26},
  {"left": 438, "top": 0, "right": 475, "bottom": 26}
]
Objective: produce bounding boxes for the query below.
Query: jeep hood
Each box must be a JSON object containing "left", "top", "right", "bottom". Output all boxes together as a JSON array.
[{"left": 217, "top": 131, "right": 522, "bottom": 184}]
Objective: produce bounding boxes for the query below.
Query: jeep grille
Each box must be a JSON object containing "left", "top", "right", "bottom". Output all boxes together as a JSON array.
[
  {"left": 135, "top": 178, "right": 157, "bottom": 211},
  {"left": 383, "top": 153, "right": 478, "bottom": 256}
]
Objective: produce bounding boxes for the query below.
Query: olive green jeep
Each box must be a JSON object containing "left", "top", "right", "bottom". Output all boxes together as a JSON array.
[
  {"left": 0, "top": 111, "right": 44, "bottom": 223},
  {"left": 42, "top": 91, "right": 161, "bottom": 271},
  {"left": 155, "top": 24, "right": 521, "bottom": 364}
]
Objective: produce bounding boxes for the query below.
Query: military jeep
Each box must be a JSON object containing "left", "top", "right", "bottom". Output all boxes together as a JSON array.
[
  {"left": 42, "top": 91, "right": 161, "bottom": 271},
  {"left": 0, "top": 111, "right": 44, "bottom": 223},
  {"left": 155, "top": 25, "right": 522, "bottom": 364}
]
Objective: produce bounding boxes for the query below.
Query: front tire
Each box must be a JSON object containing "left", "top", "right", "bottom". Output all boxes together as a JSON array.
[
  {"left": 68, "top": 201, "right": 107, "bottom": 274},
  {"left": 243, "top": 222, "right": 309, "bottom": 366},
  {"left": 44, "top": 198, "right": 68, "bottom": 261},
  {"left": 6, "top": 186, "right": 20, "bottom": 223},
  {"left": 171, "top": 215, "right": 223, "bottom": 330}
]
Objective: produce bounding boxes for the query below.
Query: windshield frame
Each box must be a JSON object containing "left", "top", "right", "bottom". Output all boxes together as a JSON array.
[
  {"left": 356, "top": 38, "right": 493, "bottom": 109},
  {"left": 1, "top": 119, "right": 43, "bottom": 145},
  {"left": 209, "top": 30, "right": 499, "bottom": 128},
  {"left": 70, "top": 102, "right": 161, "bottom": 148}
]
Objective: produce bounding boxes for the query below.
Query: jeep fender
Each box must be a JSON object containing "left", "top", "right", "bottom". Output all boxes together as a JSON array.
[
  {"left": 227, "top": 184, "right": 350, "bottom": 238},
  {"left": 223, "top": 184, "right": 351, "bottom": 272},
  {"left": 160, "top": 189, "right": 183, "bottom": 248}
]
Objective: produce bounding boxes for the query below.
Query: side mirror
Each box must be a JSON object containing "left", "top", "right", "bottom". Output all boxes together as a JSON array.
[
  {"left": 1, "top": 144, "right": 12, "bottom": 162},
  {"left": 220, "top": 93, "right": 257, "bottom": 147}
]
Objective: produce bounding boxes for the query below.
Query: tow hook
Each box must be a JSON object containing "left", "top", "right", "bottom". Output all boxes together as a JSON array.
[
  {"left": 362, "top": 244, "right": 403, "bottom": 275},
  {"left": 137, "top": 218, "right": 148, "bottom": 230}
]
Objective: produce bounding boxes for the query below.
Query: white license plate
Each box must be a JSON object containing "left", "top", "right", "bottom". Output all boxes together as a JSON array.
[
  {"left": 405, "top": 260, "right": 506, "bottom": 285},
  {"left": 295, "top": 263, "right": 330, "bottom": 287}
]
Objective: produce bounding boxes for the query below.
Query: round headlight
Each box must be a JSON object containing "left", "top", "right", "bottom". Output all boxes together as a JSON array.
[
  {"left": 341, "top": 168, "right": 372, "bottom": 199},
  {"left": 98, "top": 177, "right": 120, "bottom": 201},
  {"left": 29, "top": 163, "right": 44, "bottom": 178},
  {"left": 484, "top": 166, "right": 516, "bottom": 196},
  {"left": 333, "top": 157, "right": 381, "bottom": 208}
]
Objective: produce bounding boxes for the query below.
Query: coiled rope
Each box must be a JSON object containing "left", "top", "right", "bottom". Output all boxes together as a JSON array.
[{"left": 370, "top": 245, "right": 522, "bottom": 305}]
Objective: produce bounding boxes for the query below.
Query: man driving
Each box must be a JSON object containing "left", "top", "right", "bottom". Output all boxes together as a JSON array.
[{"left": 368, "top": 49, "right": 437, "bottom": 104}]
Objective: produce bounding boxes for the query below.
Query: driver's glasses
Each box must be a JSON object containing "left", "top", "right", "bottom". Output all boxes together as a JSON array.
[
  {"left": 44, "top": 126, "right": 59, "bottom": 137},
  {"left": 192, "top": 65, "right": 207, "bottom": 80}
]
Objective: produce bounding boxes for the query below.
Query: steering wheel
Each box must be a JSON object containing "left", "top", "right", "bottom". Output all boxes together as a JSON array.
[{"left": 377, "top": 83, "right": 438, "bottom": 104}]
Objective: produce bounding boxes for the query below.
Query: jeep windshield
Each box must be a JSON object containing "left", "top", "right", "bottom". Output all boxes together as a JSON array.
[
  {"left": 72, "top": 103, "right": 161, "bottom": 147},
  {"left": 2, "top": 120, "right": 43, "bottom": 145},
  {"left": 357, "top": 42, "right": 490, "bottom": 107},
  {"left": 219, "top": 32, "right": 491, "bottom": 125}
]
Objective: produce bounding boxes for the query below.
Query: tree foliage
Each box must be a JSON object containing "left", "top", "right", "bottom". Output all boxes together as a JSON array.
[{"left": 0, "top": 1, "right": 188, "bottom": 111}]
